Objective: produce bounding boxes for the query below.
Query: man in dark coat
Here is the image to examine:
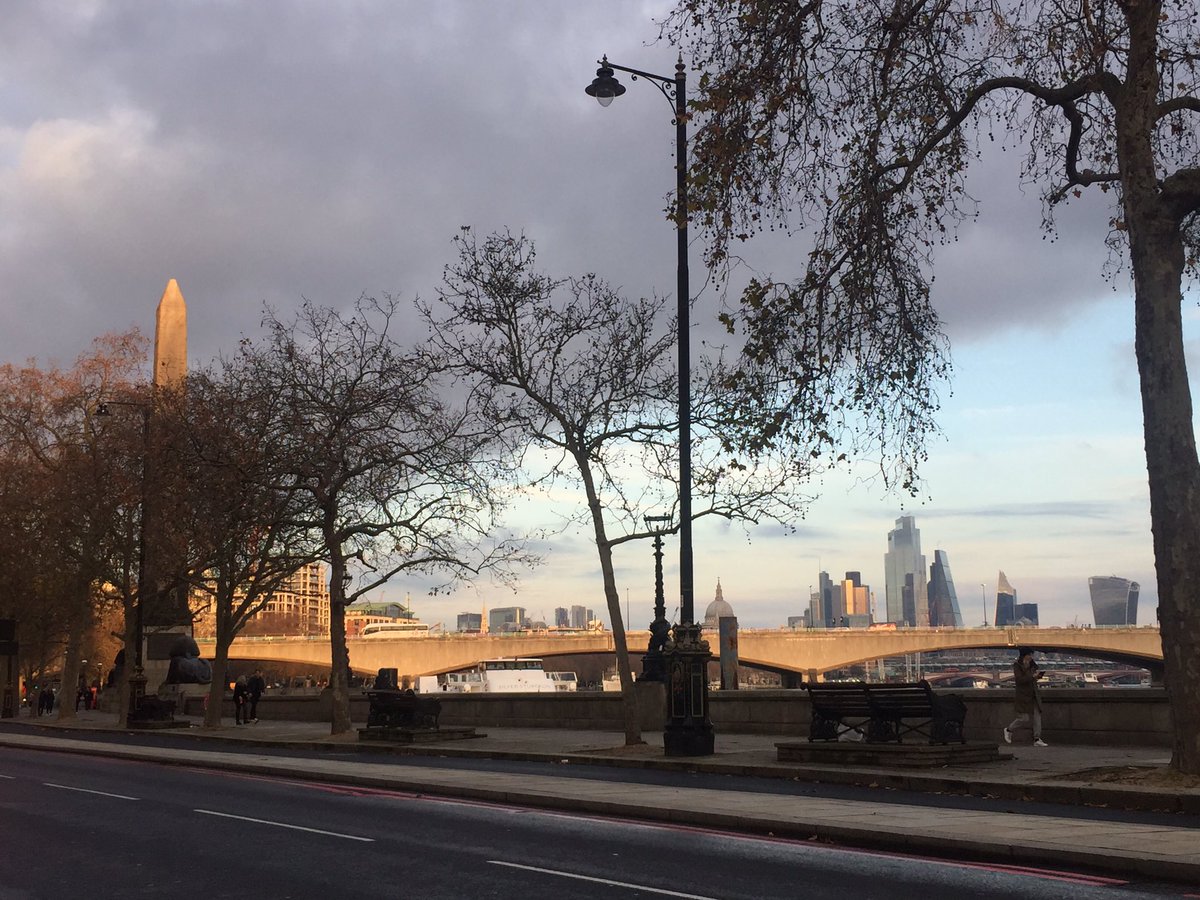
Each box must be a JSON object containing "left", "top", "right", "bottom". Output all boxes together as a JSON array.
[
  {"left": 1003, "top": 648, "right": 1047, "bottom": 746},
  {"left": 247, "top": 669, "right": 265, "bottom": 723}
]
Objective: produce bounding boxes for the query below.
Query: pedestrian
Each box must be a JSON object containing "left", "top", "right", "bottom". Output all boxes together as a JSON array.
[
  {"left": 1003, "top": 647, "right": 1048, "bottom": 747},
  {"left": 233, "top": 675, "right": 249, "bottom": 725},
  {"left": 247, "top": 669, "right": 265, "bottom": 723},
  {"left": 38, "top": 686, "right": 54, "bottom": 716}
]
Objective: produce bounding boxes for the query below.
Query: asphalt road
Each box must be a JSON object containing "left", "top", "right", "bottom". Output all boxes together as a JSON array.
[
  {"left": 5, "top": 722, "right": 1194, "bottom": 832},
  {"left": 0, "top": 747, "right": 1191, "bottom": 899}
]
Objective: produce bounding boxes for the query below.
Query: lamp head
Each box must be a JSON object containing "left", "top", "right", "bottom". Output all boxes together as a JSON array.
[
  {"left": 585, "top": 57, "right": 625, "bottom": 107},
  {"left": 95, "top": 402, "right": 112, "bottom": 417}
]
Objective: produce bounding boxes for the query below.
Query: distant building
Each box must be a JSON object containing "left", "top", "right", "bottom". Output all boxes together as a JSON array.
[
  {"left": 817, "top": 571, "right": 842, "bottom": 628},
  {"left": 885, "top": 516, "right": 928, "bottom": 626},
  {"left": 1089, "top": 576, "right": 1139, "bottom": 626},
  {"left": 927, "top": 550, "right": 964, "bottom": 627},
  {"left": 994, "top": 571, "right": 1017, "bottom": 626},
  {"left": 1013, "top": 602, "right": 1040, "bottom": 626},
  {"left": 841, "top": 571, "right": 870, "bottom": 620},
  {"left": 194, "top": 562, "right": 332, "bottom": 638},
  {"left": 345, "top": 597, "right": 415, "bottom": 637},
  {"left": 554, "top": 607, "right": 570, "bottom": 628},
  {"left": 456, "top": 612, "right": 483, "bottom": 633},
  {"left": 702, "top": 580, "right": 735, "bottom": 630},
  {"left": 569, "top": 605, "right": 588, "bottom": 629},
  {"left": 489, "top": 606, "right": 526, "bottom": 633},
  {"left": 787, "top": 615, "right": 807, "bottom": 629}
]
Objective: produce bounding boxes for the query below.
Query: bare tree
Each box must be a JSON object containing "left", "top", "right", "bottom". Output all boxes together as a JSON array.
[
  {"left": 423, "top": 230, "right": 813, "bottom": 745},
  {"left": 163, "top": 369, "right": 320, "bottom": 727},
  {"left": 0, "top": 333, "right": 146, "bottom": 720},
  {"left": 248, "top": 297, "right": 530, "bottom": 735},
  {"left": 665, "top": 0, "right": 1200, "bottom": 770}
]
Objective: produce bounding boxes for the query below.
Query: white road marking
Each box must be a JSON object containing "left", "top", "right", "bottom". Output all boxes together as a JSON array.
[
  {"left": 488, "top": 861, "right": 719, "bottom": 899},
  {"left": 43, "top": 783, "right": 138, "bottom": 800},
  {"left": 0, "top": 774, "right": 15, "bottom": 779},
  {"left": 194, "top": 809, "right": 375, "bottom": 842}
]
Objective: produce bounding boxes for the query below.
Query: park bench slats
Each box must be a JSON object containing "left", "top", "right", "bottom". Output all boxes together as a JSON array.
[{"left": 805, "top": 680, "right": 966, "bottom": 745}]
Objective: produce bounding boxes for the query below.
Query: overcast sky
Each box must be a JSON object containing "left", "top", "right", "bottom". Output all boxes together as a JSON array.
[{"left": 2, "top": 1, "right": 1193, "bottom": 630}]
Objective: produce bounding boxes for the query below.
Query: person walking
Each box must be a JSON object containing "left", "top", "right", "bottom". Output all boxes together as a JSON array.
[
  {"left": 247, "top": 669, "right": 265, "bottom": 723},
  {"left": 233, "top": 675, "right": 249, "bottom": 726},
  {"left": 1003, "top": 647, "right": 1048, "bottom": 747}
]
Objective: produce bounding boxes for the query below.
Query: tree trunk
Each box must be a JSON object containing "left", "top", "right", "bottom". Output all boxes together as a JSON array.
[
  {"left": 327, "top": 554, "right": 352, "bottom": 735},
  {"left": 1120, "top": 0, "right": 1200, "bottom": 775},
  {"left": 204, "top": 640, "right": 230, "bottom": 728},
  {"left": 580, "top": 459, "right": 642, "bottom": 745},
  {"left": 55, "top": 606, "right": 87, "bottom": 722}
]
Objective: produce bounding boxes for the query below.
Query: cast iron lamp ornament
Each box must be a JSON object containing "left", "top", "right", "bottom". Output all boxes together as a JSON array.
[
  {"left": 640, "top": 514, "right": 674, "bottom": 682},
  {"left": 585, "top": 53, "right": 714, "bottom": 756}
]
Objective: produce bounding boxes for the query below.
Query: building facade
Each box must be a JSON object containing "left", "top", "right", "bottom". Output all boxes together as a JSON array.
[
  {"left": 192, "top": 562, "right": 331, "bottom": 638},
  {"left": 456, "top": 612, "right": 483, "bottom": 633},
  {"left": 994, "top": 570, "right": 1017, "bottom": 627},
  {"left": 489, "top": 606, "right": 526, "bottom": 633},
  {"left": 1089, "top": 576, "right": 1139, "bottom": 626},
  {"left": 927, "top": 550, "right": 964, "bottom": 628},
  {"left": 884, "top": 516, "right": 928, "bottom": 626}
]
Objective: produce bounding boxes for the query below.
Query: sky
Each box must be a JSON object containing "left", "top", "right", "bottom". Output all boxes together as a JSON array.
[{"left": 1, "top": 1, "right": 1193, "bottom": 630}]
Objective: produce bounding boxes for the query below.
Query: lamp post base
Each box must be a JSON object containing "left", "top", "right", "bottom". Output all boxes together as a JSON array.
[
  {"left": 662, "top": 623, "right": 714, "bottom": 756},
  {"left": 125, "top": 668, "right": 178, "bottom": 728}
]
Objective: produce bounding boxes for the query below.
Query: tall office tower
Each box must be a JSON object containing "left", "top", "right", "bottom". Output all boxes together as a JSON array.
[
  {"left": 927, "top": 550, "right": 964, "bottom": 627},
  {"left": 994, "top": 571, "right": 1017, "bottom": 626},
  {"left": 885, "top": 516, "right": 928, "bottom": 625},
  {"left": 817, "top": 571, "right": 841, "bottom": 627},
  {"left": 841, "top": 572, "right": 870, "bottom": 624},
  {"left": 554, "top": 607, "right": 570, "bottom": 628},
  {"left": 488, "top": 606, "right": 526, "bottom": 632},
  {"left": 456, "top": 612, "right": 483, "bottom": 632},
  {"left": 1089, "top": 576, "right": 1140, "bottom": 626},
  {"left": 808, "top": 588, "right": 822, "bottom": 629},
  {"left": 569, "top": 605, "right": 588, "bottom": 629}
]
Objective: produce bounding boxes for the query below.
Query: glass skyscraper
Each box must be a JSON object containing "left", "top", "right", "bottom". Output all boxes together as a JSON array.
[
  {"left": 885, "top": 515, "right": 928, "bottom": 625},
  {"left": 927, "top": 550, "right": 963, "bottom": 627},
  {"left": 1089, "top": 576, "right": 1139, "bottom": 626},
  {"left": 994, "top": 571, "right": 1017, "bottom": 626}
]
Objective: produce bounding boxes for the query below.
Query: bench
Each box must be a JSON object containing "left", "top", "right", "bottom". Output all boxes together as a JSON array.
[
  {"left": 364, "top": 668, "right": 441, "bottom": 730},
  {"left": 806, "top": 680, "right": 966, "bottom": 744}
]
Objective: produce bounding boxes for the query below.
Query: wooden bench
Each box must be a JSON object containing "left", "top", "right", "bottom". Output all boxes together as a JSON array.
[
  {"left": 365, "top": 688, "right": 442, "bottom": 730},
  {"left": 805, "top": 680, "right": 966, "bottom": 744}
]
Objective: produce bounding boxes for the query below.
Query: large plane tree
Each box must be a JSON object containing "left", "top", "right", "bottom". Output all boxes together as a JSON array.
[{"left": 664, "top": 0, "right": 1200, "bottom": 770}]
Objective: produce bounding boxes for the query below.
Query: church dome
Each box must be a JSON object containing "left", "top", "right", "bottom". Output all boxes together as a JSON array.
[{"left": 702, "top": 580, "right": 736, "bottom": 629}]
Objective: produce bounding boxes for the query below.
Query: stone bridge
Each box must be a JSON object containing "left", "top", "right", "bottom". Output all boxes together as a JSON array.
[{"left": 195, "top": 626, "right": 1163, "bottom": 678}]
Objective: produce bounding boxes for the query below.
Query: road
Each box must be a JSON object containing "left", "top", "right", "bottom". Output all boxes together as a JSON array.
[
  {"left": 7, "top": 722, "right": 1194, "bottom": 831},
  {"left": 0, "top": 746, "right": 1191, "bottom": 899}
]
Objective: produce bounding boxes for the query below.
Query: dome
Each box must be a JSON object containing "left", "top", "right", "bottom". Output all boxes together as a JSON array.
[{"left": 702, "top": 580, "right": 736, "bottom": 629}]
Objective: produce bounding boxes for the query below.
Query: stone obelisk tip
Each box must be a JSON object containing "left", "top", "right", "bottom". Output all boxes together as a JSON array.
[{"left": 153, "top": 278, "right": 188, "bottom": 388}]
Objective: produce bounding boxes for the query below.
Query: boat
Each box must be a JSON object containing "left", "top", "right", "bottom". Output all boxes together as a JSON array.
[
  {"left": 419, "top": 658, "right": 563, "bottom": 693},
  {"left": 360, "top": 621, "right": 434, "bottom": 638}
]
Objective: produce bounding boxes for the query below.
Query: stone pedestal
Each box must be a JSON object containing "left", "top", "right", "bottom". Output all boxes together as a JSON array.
[{"left": 663, "top": 623, "right": 715, "bottom": 756}]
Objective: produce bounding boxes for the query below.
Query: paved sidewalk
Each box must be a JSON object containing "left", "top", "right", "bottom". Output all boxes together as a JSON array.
[{"left": 3, "top": 712, "right": 1199, "bottom": 884}]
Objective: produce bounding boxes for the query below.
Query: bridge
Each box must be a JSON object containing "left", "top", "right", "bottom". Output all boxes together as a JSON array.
[{"left": 195, "top": 626, "right": 1163, "bottom": 679}]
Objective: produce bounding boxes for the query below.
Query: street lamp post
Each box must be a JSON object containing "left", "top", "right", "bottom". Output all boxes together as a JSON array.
[
  {"left": 97, "top": 400, "right": 155, "bottom": 727},
  {"left": 586, "top": 54, "right": 714, "bottom": 755},
  {"left": 980, "top": 583, "right": 988, "bottom": 628},
  {"left": 639, "top": 514, "right": 673, "bottom": 682}
]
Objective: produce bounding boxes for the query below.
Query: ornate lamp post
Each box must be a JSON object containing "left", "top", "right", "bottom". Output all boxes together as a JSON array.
[
  {"left": 585, "top": 54, "right": 714, "bottom": 755},
  {"left": 97, "top": 399, "right": 154, "bottom": 727},
  {"left": 639, "top": 514, "right": 673, "bottom": 682}
]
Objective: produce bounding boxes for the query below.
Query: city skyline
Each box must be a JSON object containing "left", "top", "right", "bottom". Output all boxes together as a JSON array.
[{"left": 0, "top": 2, "right": 1186, "bottom": 631}]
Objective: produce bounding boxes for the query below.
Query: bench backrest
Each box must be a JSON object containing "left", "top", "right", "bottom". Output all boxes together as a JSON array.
[
  {"left": 805, "top": 682, "right": 873, "bottom": 716},
  {"left": 863, "top": 681, "right": 935, "bottom": 717}
]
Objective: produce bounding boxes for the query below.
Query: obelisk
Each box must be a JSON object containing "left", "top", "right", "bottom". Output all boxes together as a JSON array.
[{"left": 153, "top": 278, "right": 187, "bottom": 388}]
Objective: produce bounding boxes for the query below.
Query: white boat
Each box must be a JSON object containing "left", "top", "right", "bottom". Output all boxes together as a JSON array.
[
  {"left": 419, "top": 658, "right": 562, "bottom": 693},
  {"left": 546, "top": 671, "right": 578, "bottom": 692},
  {"left": 361, "top": 621, "right": 433, "bottom": 638}
]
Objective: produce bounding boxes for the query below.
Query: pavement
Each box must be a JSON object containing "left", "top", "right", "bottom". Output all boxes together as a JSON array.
[{"left": 3, "top": 709, "right": 1199, "bottom": 886}]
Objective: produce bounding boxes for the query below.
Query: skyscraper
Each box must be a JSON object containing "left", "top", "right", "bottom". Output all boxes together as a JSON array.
[
  {"left": 885, "top": 516, "right": 928, "bottom": 625},
  {"left": 995, "top": 571, "right": 1017, "bottom": 627},
  {"left": 927, "top": 550, "right": 963, "bottom": 627},
  {"left": 1089, "top": 576, "right": 1140, "bottom": 626}
]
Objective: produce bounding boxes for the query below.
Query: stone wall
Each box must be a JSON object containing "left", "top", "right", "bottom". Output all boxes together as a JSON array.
[{"left": 183, "top": 686, "right": 1173, "bottom": 747}]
